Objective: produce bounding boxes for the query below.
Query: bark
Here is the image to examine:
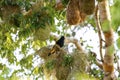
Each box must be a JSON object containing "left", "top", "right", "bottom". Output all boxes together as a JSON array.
[{"left": 98, "top": 0, "right": 116, "bottom": 80}]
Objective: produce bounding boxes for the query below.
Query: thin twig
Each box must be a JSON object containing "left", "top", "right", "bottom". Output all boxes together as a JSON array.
[
  {"left": 117, "top": 60, "right": 120, "bottom": 72},
  {"left": 96, "top": 60, "right": 103, "bottom": 70},
  {"left": 95, "top": 4, "right": 103, "bottom": 62},
  {"left": 90, "top": 51, "right": 103, "bottom": 69},
  {"left": 65, "top": 38, "right": 83, "bottom": 51}
]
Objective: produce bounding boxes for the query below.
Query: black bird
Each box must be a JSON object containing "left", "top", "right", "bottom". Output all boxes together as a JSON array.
[{"left": 48, "top": 36, "right": 65, "bottom": 56}]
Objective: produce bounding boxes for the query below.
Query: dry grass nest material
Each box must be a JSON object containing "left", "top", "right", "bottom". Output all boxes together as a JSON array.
[
  {"left": 36, "top": 46, "right": 71, "bottom": 80},
  {"left": 34, "top": 24, "right": 51, "bottom": 41},
  {"left": 66, "top": 0, "right": 95, "bottom": 25}
]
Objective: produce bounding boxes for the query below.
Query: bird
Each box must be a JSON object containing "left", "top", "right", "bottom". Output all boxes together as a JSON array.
[{"left": 48, "top": 36, "right": 65, "bottom": 56}]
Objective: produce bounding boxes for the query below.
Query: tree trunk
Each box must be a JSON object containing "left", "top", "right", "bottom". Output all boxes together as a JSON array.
[{"left": 98, "top": 0, "right": 116, "bottom": 80}]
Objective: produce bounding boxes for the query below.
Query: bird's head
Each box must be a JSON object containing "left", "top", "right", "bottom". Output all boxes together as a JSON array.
[{"left": 61, "top": 36, "right": 65, "bottom": 40}]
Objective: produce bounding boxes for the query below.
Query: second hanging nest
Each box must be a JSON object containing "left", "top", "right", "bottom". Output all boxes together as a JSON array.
[{"left": 66, "top": 0, "right": 95, "bottom": 25}]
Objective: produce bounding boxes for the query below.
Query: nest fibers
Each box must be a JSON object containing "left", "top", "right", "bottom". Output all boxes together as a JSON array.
[
  {"left": 71, "top": 50, "right": 88, "bottom": 73},
  {"left": 66, "top": 0, "right": 95, "bottom": 25},
  {"left": 79, "top": 0, "right": 95, "bottom": 15},
  {"left": 36, "top": 46, "right": 71, "bottom": 80},
  {"left": 34, "top": 24, "right": 51, "bottom": 41},
  {"left": 67, "top": 50, "right": 88, "bottom": 80},
  {"left": 66, "top": 0, "right": 81, "bottom": 25}
]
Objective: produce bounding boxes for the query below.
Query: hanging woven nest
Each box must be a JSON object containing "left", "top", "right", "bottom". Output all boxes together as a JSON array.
[
  {"left": 36, "top": 46, "right": 71, "bottom": 80},
  {"left": 72, "top": 50, "right": 88, "bottom": 72},
  {"left": 67, "top": 50, "right": 88, "bottom": 79},
  {"left": 66, "top": 0, "right": 81, "bottom": 25},
  {"left": 36, "top": 45, "right": 67, "bottom": 60},
  {"left": 79, "top": 0, "right": 95, "bottom": 15},
  {"left": 66, "top": 0, "right": 88, "bottom": 25},
  {"left": 36, "top": 46, "right": 51, "bottom": 59}
]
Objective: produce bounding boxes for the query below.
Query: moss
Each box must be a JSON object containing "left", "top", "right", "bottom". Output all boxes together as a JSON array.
[
  {"left": 71, "top": 50, "right": 88, "bottom": 72},
  {"left": 34, "top": 24, "right": 51, "bottom": 41}
]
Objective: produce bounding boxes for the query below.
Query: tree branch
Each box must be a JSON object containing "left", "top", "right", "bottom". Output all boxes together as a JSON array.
[
  {"left": 117, "top": 60, "right": 120, "bottom": 73},
  {"left": 90, "top": 51, "right": 103, "bottom": 70},
  {"left": 96, "top": 60, "right": 103, "bottom": 70},
  {"left": 95, "top": 4, "right": 103, "bottom": 62},
  {"left": 98, "top": 0, "right": 115, "bottom": 79},
  {"left": 65, "top": 38, "right": 83, "bottom": 51}
]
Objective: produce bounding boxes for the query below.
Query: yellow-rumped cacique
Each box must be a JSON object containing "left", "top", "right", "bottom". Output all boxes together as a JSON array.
[{"left": 48, "top": 36, "right": 65, "bottom": 56}]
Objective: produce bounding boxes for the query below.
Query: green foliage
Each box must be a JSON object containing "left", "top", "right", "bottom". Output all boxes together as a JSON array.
[
  {"left": 111, "top": 0, "right": 120, "bottom": 31},
  {"left": 61, "top": 0, "right": 69, "bottom": 6},
  {"left": 90, "top": 68, "right": 103, "bottom": 80},
  {"left": 0, "top": 64, "right": 4, "bottom": 70},
  {"left": 63, "top": 54, "right": 73, "bottom": 66},
  {"left": 101, "top": 20, "right": 111, "bottom": 32},
  {"left": 117, "top": 37, "right": 120, "bottom": 49},
  {"left": 88, "top": 52, "right": 96, "bottom": 63},
  {"left": 86, "top": 16, "right": 96, "bottom": 27},
  {"left": 87, "top": 51, "right": 104, "bottom": 79},
  {"left": 0, "top": 0, "right": 18, "bottom": 6},
  {"left": 26, "top": 7, "right": 54, "bottom": 29},
  {"left": 0, "top": 0, "right": 32, "bottom": 10},
  {"left": 0, "top": 75, "right": 4, "bottom": 80},
  {"left": 9, "top": 74, "right": 20, "bottom": 80},
  {"left": 74, "top": 73, "right": 99, "bottom": 80},
  {"left": 118, "top": 31, "right": 120, "bottom": 36},
  {"left": 20, "top": 55, "right": 33, "bottom": 69},
  {"left": 10, "top": 13, "right": 22, "bottom": 27},
  {"left": 45, "top": 60, "right": 56, "bottom": 70},
  {"left": 46, "top": 53, "right": 69, "bottom": 70},
  {"left": 118, "top": 77, "right": 120, "bottom": 80},
  {"left": 32, "top": 66, "right": 44, "bottom": 77},
  {"left": 0, "top": 65, "right": 10, "bottom": 79}
]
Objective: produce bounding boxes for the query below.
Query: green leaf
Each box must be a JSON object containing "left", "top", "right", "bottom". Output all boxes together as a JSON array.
[
  {"left": 0, "top": 75, "right": 4, "bottom": 80},
  {"left": 20, "top": 55, "right": 33, "bottom": 69},
  {"left": 61, "top": 0, "right": 69, "bottom": 6},
  {"left": 33, "top": 67, "right": 39, "bottom": 75},
  {"left": 118, "top": 31, "right": 120, "bottom": 36},
  {"left": 101, "top": 20, "right": 111, "bottom": 32},
  {"left": 9, "top": 74, "right": 19, "bottom": 80},
  {"left": 63, "top": 54, "right": 73, "bottom": 66},
  {"left": 45, "top": 60, "right": 55, "bottom": 70},
  {"left": 0, "top": 63, "right": 4, "bottom": 70},
  {"left": 1, "top": 66, "right": 10, "bottom": 75},
  {"left": 111, "top": 0, "right": 120, "bottom": 31},
  {"left": 117, "top": 37, "right": 120, "bottom": 49}
]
